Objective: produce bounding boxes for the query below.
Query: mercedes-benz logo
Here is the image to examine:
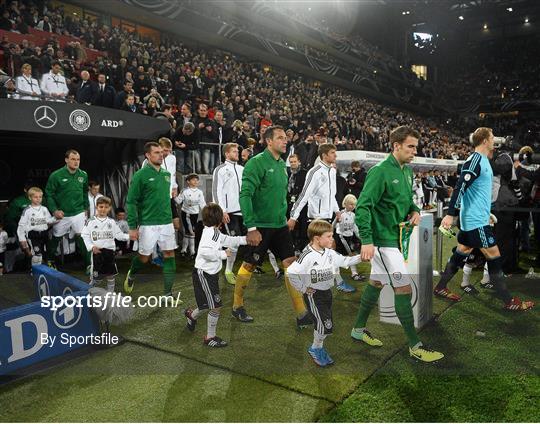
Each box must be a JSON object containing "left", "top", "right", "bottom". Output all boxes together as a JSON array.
[{"left": 34, "top": 105, "right": 58, "bottom": 129}]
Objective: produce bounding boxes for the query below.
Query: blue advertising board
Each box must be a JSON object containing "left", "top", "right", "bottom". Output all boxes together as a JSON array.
[{"left": 0, "top": 266, "right": 100, "bottom": 376}]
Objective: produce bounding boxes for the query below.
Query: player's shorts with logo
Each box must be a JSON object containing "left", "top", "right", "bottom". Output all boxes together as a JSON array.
[
  {"left": 465, "top": 247, "right": 485, "bottom": 266},
  {"left": 52, "top": 211, "right": 86, "bottom": 237},
  {"left": 223, "top": 214, "right": 246, "bottom": 237},
  {"left": 192, "top": 268, "right": 222, "bottom": 310},
  {"left": 91, "top": 248, "right": 118, "bottom": 280},
  {"left": 370, "top": 247, "right": 412, "bottom": 288},
  {"left": 181, "top": 211, "right": 198, "bottom": 236},
  {"left": 334, "top": 233, "right": 360, "bottom": 255},
  {"left": 243, "top": 226, "right": 295, "bottom": 266},
  {"left": 304, "top": 289, "right": 333, "bottom": 335},
  {"left": 27, "top": 230, "right": 49, "bottom": 258},
  {"left": 457, "top": 225, "right": 497, "bottom": 249},
  {"left": 138, "top": 223, "right": 177, "bottom": 255}
]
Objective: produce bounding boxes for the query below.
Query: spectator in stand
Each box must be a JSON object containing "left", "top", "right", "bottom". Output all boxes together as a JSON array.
[
  {"left": 93, "top": 73, "right": 116, "bottom": 108},
  {"left": 143, "top": 88, "right": 164, "bottom": 113},
  {"left": 0, "top": 10, "right": 11, "bottom": 31},
  {"left": 75, "top": 70, "right": 97, "bottom": 104},
  {"left": 15, "top": 62, "right": 40, "bottom": 100},
  {"left": 36, "top": 15, "right": 52, "bottom": 32},
  {"left": 121, "top": 93, "right": 142, "bottom": 113},
  {"left": 114, "top": 79, "right": 133, "bottom": 109},
  {"left": 40, "top": 60, "right": 68, "bottom": 101}
]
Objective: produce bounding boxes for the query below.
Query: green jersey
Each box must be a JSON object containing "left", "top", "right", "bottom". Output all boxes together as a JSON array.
[
  {"left": 126, "top": 163, "right": 172, "bottom": 229},
  {"left": 355, "top": 154, "right": 420, "bottom": 248},
  {"left": 239, "top": 148, "right": 288, "bottom": 229},
  {"left": 45, "top": 166, "right": 89, "bottom": 217},
  {"left": 5, "top": 194, "right": 30, "bottom": 236}
]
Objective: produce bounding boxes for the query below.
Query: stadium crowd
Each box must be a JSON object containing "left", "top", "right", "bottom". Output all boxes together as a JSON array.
[
  {"left": 439, "top": 35, "right": 540, "bottom": 108},
  {"left": 0, "top": 0, "right": 474, "bottom": 176}
]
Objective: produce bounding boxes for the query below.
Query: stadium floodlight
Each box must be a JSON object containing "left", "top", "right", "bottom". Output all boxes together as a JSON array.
[
  {"left": 525, "top": 17, "right": 529, "bottom": 23},
  {"left": 458, "top": 15, "right": 464, "bottom": 20},
  {"left": 506, "top": 7, "right": 513, "bottom": 12},
  {"left": 483, "top": 23, "right": 488, "bottom": 29}
]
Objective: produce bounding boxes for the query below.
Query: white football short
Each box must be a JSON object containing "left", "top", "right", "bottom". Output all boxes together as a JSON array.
[
  {"left": 138, "top": 223, "right": 177, "bottom": 255},
  {"left": 369, "top": 247, "right": 412, "bottom": 288},
  {"left": 52, "top": 211, "right": 86, "bottom": 237}
]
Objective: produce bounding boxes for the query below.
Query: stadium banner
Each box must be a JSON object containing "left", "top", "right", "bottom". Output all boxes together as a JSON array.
[
  {"left": 337, "top": 150, "right": 462, "bottom": 168},
  {"left": 378, "top": 213, "right": 434, "bottom": 329},
  {"left": 0, "top": 99, "right": 170, "bottom": 140},
  {"left": 0, "top": 265, "right": 99, "bottom": 376}
]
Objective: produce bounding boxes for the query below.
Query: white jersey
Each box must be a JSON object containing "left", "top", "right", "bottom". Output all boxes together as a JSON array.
[
  {"left": 212, "top": 160, "right": 243, "bottom": 215},
  {"left": 142, "top": 154, "right": 177, "bottom": 196},
  {"left": 287, "top": 245, "right": 361, "bottom": 293},
  {"left": 40, "top": 71, "right": 69, "bottom": 99},
  {"left": 116, "top": 219, "right": 129, "bottom": 234},
  {"left": 15, "top": 75, "right": 41, "bottom": 100},
  {"left": 81, "top": 216, "right": 129, "bottom": 251},
  {"left": 88, "top": 193, "right": 104, "bottom": 217},
  {"left": 0, "top": 231, "right": 8, "bottom": 253},
  {"left": 333, "top": 210, "right": 359, "bottom": 238},
  {"left": 17, "top": 205, "right": 56, "bottom": 242},
  {"left": 175, "top": 187, "right": 206, "bottom": 215},
  {"left": 290, "top": 162, "right": 340, "bottom": 220},
  {"left": 195, "top": 226, "right": 247, "bottom": 274}
]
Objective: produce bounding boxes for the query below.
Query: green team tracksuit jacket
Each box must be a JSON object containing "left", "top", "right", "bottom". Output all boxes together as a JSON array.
[
  {"left": 239, "top": 148, "right": 288, "bottom": 229},
  {"left": 126, "top": 163, "right": 172, "bottom": 229},
  {"left": 355, "top": 154, "right": 420, "bottom": 248},
  {"left": 5, "top": 194, "right": 31, "bottom": 236},
  {"left": 45, "top": 166, "right": 89, "bottom": 217}
]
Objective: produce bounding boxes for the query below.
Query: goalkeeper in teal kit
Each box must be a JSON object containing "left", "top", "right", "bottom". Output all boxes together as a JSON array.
[{"left": 437, "top": 127, "right": 534, "bottom": 311}]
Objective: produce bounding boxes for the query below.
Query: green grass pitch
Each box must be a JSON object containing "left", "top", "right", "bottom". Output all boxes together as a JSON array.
[{"left": 0, "top": 236, "right": 538, "bottom": 422}]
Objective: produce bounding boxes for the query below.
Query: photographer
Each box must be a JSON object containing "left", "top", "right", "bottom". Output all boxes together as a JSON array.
[
  {"left": 514, "top": 147, "right": 540, "bottom": 261},
  {"left": 231, "top": 120, "right": 248, "bottom": 149},
  {"left": 346, "top": 161, "right": 366, "bottom": 198},
  {"left": 491, "top": 149, "right": 522, "bottom": 273},
  {"left": 193, "top": 103, "right": 218, "bottom": 174},
  {"left": 174, "top": 122, "right": 200, "bottom": 174}
]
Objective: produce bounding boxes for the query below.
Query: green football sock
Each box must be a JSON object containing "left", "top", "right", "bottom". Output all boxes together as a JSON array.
[
  {"left": 47, "top": 236, "right": 61, "bottom": 261},
  {"left": 353, "top": 284, "right": 382, "bottom": 329},
  {"left": 394, "top": 293, "right": 421, "bottom": 348},
  {"left": 163, "top": 257, "right": 176, "bottom": 294},
  {"left": 75, "top": 235, "right": 90, "bottom": 267},
  {"left": 129, "top": 255, "right": 145, "bottom": 276}
]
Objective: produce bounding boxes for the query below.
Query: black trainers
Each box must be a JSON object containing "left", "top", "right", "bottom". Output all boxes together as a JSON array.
[
  {"left": 479, "top": 281, "right": 495, "bottom": 290},
  {"left": 231, "top": 306, "right": 254, "bottom": 322},
  {"left": 351, "top": 274, "right": 366, "bottom": 281},
  {"left": 461, "top": 285, "right": 479, "bottom": 295},
  {"left": 275, "top": 269, "right": 284, "bottom": 279},
  {"left": 184, "top": 308, "right": 197, "bottom": 332},
  {"left": 204, "top": 336, "right": 228, "bottom": 348},
  {"left": 254, "top": 266, "right": 265, "bottom": 274},
  {"left": 296, "top": 313, "right": 313, "bottom": 329}
]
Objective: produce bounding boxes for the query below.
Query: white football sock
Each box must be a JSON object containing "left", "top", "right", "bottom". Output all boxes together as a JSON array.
[
  {"left": 268, "top": 251, "right": 279, "bottom": 273},
  {"left": 312, "top": 330, "right": 326, "bottom": 349},
  {"left": 207, "top": 310, "right": 220, "bottom": 338}
]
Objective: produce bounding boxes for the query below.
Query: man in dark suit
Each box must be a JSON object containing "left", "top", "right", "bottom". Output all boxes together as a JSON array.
[
  {"left": 75, "top": 70, "right": 98, "bottom": 104},
  {"left": 92, "top": 73, "right": 116, "bottom": 108},
  {"left": 287, "top": 154, "right": 308, "bottom": 252}
]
